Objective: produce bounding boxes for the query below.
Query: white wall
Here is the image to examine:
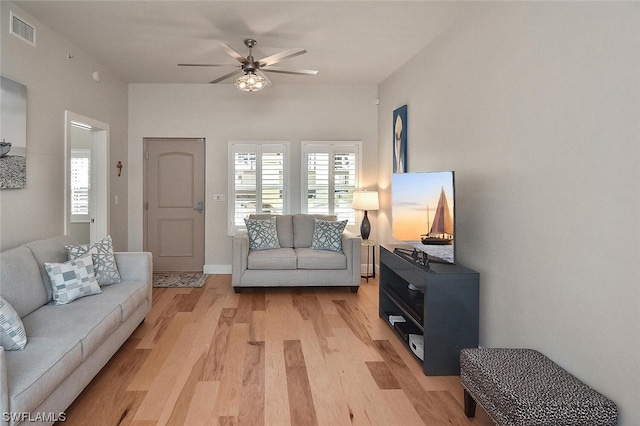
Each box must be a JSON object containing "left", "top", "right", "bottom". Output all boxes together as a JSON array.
[
  {"left": 0, "top": 2, "right": 129, "bottom": 251},
  {"left": 378, "top": 2, "right": 640, "bottom": 423},
  {"left": 128, "top": 83, "right": 378, "bottom": 271}
]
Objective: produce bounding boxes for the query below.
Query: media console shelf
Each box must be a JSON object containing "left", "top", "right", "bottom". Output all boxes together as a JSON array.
[{"left": 379, "top": 244, "right": 479, "bottom": 376}]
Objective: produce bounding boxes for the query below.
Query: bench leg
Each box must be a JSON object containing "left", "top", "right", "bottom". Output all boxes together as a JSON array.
[{"left": 464, "top": 389, "right": 477, "bottom": 418}]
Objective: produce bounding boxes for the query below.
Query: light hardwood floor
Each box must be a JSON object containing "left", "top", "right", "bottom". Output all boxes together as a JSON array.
[{"left": 58, "top": 275, "right": 493, "bottom": 425}]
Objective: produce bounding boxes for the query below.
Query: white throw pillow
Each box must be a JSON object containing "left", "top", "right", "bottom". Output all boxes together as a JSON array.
[
  {"left": 0, "top": 296, "right": 27, "bottom": 350},
  {"left": 45, "top": 254, "right": 102, "bottom": 305}
]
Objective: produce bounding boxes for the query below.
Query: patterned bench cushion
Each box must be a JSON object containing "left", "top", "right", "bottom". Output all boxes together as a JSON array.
[{"left": 460, "top": 348, "right": 617, "bottom": 426}]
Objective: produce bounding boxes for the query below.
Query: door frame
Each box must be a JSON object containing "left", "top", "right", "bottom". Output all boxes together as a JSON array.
[
  {"left": 64, "top": 111, "right": 109, "bottom": 242},
  {"left": 142, "top": 137, "right": 206, "bottom": 269}
]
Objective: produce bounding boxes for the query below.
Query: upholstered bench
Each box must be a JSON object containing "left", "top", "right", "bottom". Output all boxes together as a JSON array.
[{"left": 460, "top": 348, "right": 617, "bottom": 426}]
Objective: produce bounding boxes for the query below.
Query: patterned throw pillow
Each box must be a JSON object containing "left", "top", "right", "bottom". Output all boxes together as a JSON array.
[
  {"left": 311, "top": 219, "right": 347, "bottom": 252},
  {"left": 67, "top": 235, "right": 121, "bottom": 286},
  {"left": 45, "top": 254, "right": 102, "bottom": 305},
  {"left": 244, "top": 216, "right": 280, "bottom": 251},
  {"left": 0, "top": 296, "right": 27, "bottom": 350}
]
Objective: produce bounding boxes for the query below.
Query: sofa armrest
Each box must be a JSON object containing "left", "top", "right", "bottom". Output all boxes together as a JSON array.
[
  {"left": 114, "top": 252, "right": 153, "bottom": 282},
  {"left": 1, "top": 347, "right": 8, "bottom": 426},
  {"left": 232, "top": 231, "right": 250, "bottom": 286},
  {"left": 342, "top": 230, "right": 362, "bottom": 286}
]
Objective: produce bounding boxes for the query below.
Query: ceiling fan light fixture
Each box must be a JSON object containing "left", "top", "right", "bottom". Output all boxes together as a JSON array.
[{"left": 235, "top": 72, "right": 266, "bottom": 92}]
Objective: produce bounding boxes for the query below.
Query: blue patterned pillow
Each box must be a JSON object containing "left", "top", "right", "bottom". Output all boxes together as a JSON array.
[
  {"left": 66, "top": 235, "right": 122, "bottom": 286},
  {"left": 45, "top": 254, "right": 102, "bottom": 305},
  {"left": 0, "top": 296, "right": 27, "bottom": 350},
  {"left": 311, "top": 219, "right": 347, "bottom": 252},
  {"left": 244, "top": 216, "right": 281, "bottom": 251}
]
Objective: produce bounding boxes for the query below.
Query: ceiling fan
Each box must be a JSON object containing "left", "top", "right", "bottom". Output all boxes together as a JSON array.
[{"left": 178, "top": 39, "right": 318, "bottom": 92}]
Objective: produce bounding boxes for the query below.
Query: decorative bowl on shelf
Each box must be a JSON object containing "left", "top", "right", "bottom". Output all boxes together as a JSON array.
[{"left": 0, "top": 141, "right": 11, "bottom": 158}]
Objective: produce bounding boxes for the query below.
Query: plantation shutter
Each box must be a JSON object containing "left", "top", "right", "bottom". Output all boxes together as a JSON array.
[
  {"left": 302, "top": 142, "right": 360, "bottom": 225},
  {"left": 229, "top": 142, "right": 288, "bottom": 234}
]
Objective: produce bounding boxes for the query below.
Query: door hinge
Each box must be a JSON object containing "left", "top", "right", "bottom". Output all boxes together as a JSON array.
[
  {"left": 145, "top": 202, "right": 148, "bottom": 211},
  {"left": 145, "top": 151, "right": 149, "bottom": 160}
]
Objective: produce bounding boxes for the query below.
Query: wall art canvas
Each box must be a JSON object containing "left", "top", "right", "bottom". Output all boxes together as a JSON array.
[
  {"left": 393, "top": 104, "right": 407, "bottom": 173},
  {"left": 1, "top": 77, "right": 27, "bottom": 189}
]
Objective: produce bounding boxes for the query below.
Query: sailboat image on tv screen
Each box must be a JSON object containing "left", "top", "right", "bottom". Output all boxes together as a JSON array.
[{"left": 421, "top": 187, "right": 454, "bottom": 245}]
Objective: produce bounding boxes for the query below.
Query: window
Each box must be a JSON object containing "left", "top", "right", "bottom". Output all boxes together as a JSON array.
[
  {"left": 70, "top": 149, "right": 90, "bottom": 222},
  {"left": 228, "top": 142, "right": 289, "bottom": 234},
  {"left": 302, "top": 141, "right": 361, "bottom": 225}
]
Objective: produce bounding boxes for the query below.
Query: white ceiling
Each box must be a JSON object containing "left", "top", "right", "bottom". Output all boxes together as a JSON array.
[{"left": 14, "top": 1, "right": 474, "bottom": 86}]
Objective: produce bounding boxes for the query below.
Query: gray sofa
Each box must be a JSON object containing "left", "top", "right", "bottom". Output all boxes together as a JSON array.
[
  {"left": 0, "top": 235, "right": 152, "bottom": 426},
  {"left": 232, "top": 214, "right": 361, "bottom": 292}
]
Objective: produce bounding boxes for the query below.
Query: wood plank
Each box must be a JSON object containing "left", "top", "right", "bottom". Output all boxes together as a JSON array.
[
  {"left": 238, "top": 341, "right": 265, "bottom": 426},
  {"left": 201, "top": 307, "right": 236, "bottom": 381},
  {"left": 283, "top": 340, "right": 318, "bottom": 426},
  {"left": 211, "top": 323, "right": 250, "bottom": 419},
  {"left": 264, "top": 340, "right": 291, "bottom": 426},
  {"left": 366, "top": 361, "right": 401, "bottom": 390},
  {"left": 182, "top": 381, "right": 219, "bottom": 426}
]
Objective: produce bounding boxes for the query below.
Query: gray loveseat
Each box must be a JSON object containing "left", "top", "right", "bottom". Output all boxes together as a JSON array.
[
  {"left": 0, "top": 235, "right": 152, "bottom": 426},
  {"left": 232, "top": 214, "right": 361, "bottom": 292}
]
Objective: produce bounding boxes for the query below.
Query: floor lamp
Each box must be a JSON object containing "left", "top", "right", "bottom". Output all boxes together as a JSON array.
[{"left": 352, "top": 190, "right": 379, "bottom": 241}]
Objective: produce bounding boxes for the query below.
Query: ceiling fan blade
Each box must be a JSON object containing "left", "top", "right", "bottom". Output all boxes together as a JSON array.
[
  {"left": 210, "top": 69, "right": 242, "bottom": 84},
  {"left": 218, "top": 42, "right": 248, "bottom": 64},
  {"left": 258, "top": 48, "right": 307, "bottom": 67},
  {"left": 261, "top": 67, "right": 318, "bottom": 76},
  {"left": 178, "top": 63, "right": 231, "bottom": 67}
]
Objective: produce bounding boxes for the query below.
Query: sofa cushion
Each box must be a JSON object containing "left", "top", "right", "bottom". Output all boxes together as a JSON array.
[
  {"left": 245, "top": 216, "right": 281, "bottom": 251},
  {"left": 95, "top": 279, "right": 150, "bottom": 322},
  {"left": 22, "top": 297, "right": 121, "bottom": 361},
  {"left": 0, "top": 296, "right": 27, "bottom": 350},
  {"left": 250, "top": 214, "right": 294, "bottom": 248},
  {"left": 295, "top": 248, "right": 347, "bottom": 270},
  {"left": 25, "top": 235, "right": 79, "bottom": 302},
  {"left": 5, "top": 336, "right": 82, "bottom": 415},
  {"left": 312, "top": 219, "right": 347, "bottom": 252},
  {"left": 66, "top": 236, "right": 122, "bottom": 286},
  {"left": 45, "top": 254, "right": 103, "bottom": 305},
  {"left": 0, "top": 246, "right": 48, "bottom": 319},
  {"left": 293, "top": 214, "right": 337, "bottom": 248},
  {"left": 248, "top": 248, "right": 297, "bottom": 270}
]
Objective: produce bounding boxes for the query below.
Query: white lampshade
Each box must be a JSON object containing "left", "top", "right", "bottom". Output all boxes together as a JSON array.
[{"left": 352, "top": 191, "right": 379, "bottom": 211}]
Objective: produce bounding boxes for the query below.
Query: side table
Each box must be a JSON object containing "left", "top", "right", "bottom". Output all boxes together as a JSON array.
[{"left": 361, "top": 239, "right": 376, "bottom": 282}]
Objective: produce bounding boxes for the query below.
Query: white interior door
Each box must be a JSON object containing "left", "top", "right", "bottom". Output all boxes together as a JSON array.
[{"left": 145, "top": 138, "right": 205, "bottom": 272}]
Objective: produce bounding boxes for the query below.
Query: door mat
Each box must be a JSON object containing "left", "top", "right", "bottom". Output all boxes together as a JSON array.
[{"left": 152, "top": 273, "right": 208, "bottom": 288}]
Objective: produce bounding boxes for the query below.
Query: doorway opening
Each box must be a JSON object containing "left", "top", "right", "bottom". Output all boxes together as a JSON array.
[{"left": 64, "top": 111, "right": 109, "bottom": 243}]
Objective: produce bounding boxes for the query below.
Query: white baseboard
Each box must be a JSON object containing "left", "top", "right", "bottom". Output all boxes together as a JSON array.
[{"left": 204, "top": 264, "right": 232, "bottom": 274}]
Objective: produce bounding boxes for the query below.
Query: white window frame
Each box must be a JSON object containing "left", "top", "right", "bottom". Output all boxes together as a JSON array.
[
  {"left": 301, "top": 141, "right": 362, "bottom": 225},
  {"left": 228, "top": 141, "right": 290, "bottom": 234}
]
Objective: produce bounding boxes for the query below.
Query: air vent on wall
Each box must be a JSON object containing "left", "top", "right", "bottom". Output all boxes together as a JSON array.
[{"left": 10, "top": 12, "right": 36, "bottom": 46}]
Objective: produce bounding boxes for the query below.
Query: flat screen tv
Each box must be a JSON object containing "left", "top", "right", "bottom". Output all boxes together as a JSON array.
[{"left": 392, "top": 171, "right": 455, "bottom": 264}]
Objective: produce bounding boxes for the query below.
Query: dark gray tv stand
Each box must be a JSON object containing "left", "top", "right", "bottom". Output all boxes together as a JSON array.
[{"left": 379, "top": 245, "right": 479, "bottom": 376}]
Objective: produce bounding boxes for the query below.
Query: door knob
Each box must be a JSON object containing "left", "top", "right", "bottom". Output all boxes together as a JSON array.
[{"left": 194, "top": 200, "right": 204, "bottom": 213}]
